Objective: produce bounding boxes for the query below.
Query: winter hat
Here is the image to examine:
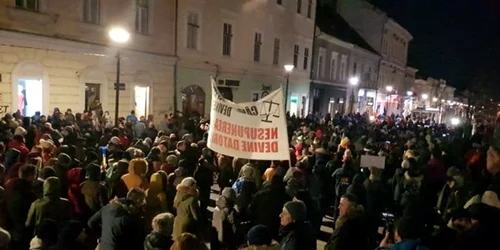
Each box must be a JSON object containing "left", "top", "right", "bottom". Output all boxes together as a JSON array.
[
  {"left": 221, "top": 187, "right": 236, "bottom": 201},
  {"left": 86, "top": 163, "right": 101, "bottom": 180},
  {"left": 40, "top": 139, "right": 55, "bottom": 149},
  {"left": 143, "top": 137, "right": 153, "bottom": 148},
  {"left": 57, "top": 153, "right": 72, "bottom": 167},
  {"left": 284, "top": 200, "right": 307, "bottom": 222},
  {"left": 179, "top": 177, "right": 197, "bottom": 188},
  {"left": 109, "top": 136, "right": 121, "bottom": 145},
  {"left": 247, "top": 225, "right": 272, "bottom": 246},
  {"left": 14, "top": 126, "right": 27, "bottom": 136},
  {"left": 152, "top": 212, "right": 174, "bottom": 236},
  {"left": 446, "top": 166, "right": 461, "bottom": 177}
]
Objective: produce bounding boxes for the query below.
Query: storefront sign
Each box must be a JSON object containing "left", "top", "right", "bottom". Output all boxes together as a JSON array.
[{"left": 208, "top": 78, "right": 290, "bottom": 160}]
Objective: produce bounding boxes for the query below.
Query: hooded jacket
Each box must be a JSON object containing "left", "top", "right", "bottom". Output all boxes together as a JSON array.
[
  {"left": 172, "top": 185, "right": 201, "bottom": 239},
  {"left": 26, "top": 177, "right": 71, "bottom": 228},
  {"left": 121, "top": 159, "right": 149, "bottom": 191},
  {"left": 145, "top": 173, "right": 168, "bottom": 229}
]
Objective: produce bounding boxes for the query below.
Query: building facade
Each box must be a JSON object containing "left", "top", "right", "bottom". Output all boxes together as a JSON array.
[
  {"left": 412, "top": 77, "right": 456, "bottom": 122},
  {"left": 176, "top": 0, "right": 316, "bottom": 117},
  {"left": 0, "top": 0, "right": 176, "bottom": 121},
  {"left": 336, "top": 0, "right": 413, "bottom": 115}
]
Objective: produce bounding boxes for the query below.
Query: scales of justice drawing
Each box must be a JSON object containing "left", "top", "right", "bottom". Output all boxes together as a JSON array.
[{"left": 260, "top": 100, "right": 281, "bottom": 123}]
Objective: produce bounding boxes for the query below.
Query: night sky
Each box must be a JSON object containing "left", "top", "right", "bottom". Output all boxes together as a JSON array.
[{"left": 372, "top": 0, "right": 500, "bottom": 91}]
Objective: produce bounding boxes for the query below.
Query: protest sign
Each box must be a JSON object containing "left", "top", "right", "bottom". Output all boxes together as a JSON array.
[
  {"left": 360, "top": 155, "right": 386, "bottom": 169},
  {"left": 207, "top": 78, "right": 289, "bottom": 161}
]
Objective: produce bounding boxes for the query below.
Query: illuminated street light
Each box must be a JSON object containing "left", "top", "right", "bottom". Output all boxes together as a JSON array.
[
  {"left": 349, "top": 77, "right": 359, "bottom": 85},
  {"left": 109, "top": 27, "right": 131, "bottom": 43},
  {"left": 432, "top": 97, "right": 438, "bottom": 102},
  {"left": 406, "top": 91, "right": 413, "bottom": 96},
  {"left": 422, "top": 94, "right": 429, "bottom": 100},
  {"left": 108, "top": 27, "right": 130, "bottom": 126},
  {"left": 284, "top": 64, "right": 294, "bottom": 72},
  {"left": 451, "top": 117, "right": 460, "bottom": 126},
  {"left": 385, "top": 86, "right": 393, "bottom": 92}
]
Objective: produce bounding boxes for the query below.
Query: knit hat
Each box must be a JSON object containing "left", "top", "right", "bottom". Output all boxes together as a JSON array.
[
  {"left": 284, "top": 200, "right": 307, "bottom": 222},
  {"left": 166, "top": 155, "right": 178, "bottom": 166},
  {"left": 179, "top": 177, "right": 197, "bottom": 188},
  {"left": 40, "top": 139, "right": 55, "bottom": 149},
  {"left": 109, "top": 136, "right": 121, "bottom": 145},
  {"left": 14, "top": 126, "right": 27, "bottom": 136},
  {"left": 247, "top": 225, "right": 272, "bottom": 246}
]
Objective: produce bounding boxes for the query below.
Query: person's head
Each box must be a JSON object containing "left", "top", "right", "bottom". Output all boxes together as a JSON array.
[
  {"left": 130, "top": 110, "right": 135, "bottom": 115},
  {"left": 158, "top": 140, "right": 168, "bottom": 153},
  {"left": 394, "top": 217, "right": 422, "bottom": 242},
  {"left": 247, "top": 225, "right": 272, "bottom": 246},
  {"left": 19, "top": 164, "right": 37, "bottom": 182},
  {"left": 126, "top": 188, "right": 146, "bottom": 208},
  {"left": 13, "top": 134, "right": 24, "bottom": 144},
  {"left": 280, "top": 201, "right": 306, "bottom": 226},
  {"left": 338, "top": 193, "right": 360, "bottom": 218},
  {"left": 176, "top": 140, "right": 186, "bottom": 152},
  {"left": 487, "top": 146, "right": 500, "bottom": 175},
  {"left": 151, "top": 213, "right": 174, "bottom": 236},
  {"left": 170, "top": 233, "right": 208, "bottom": 250},
  {"left": 39, "top": 167, "right": 56, "bottom": 181},
  {"left": 450, "top": 208, "right": 471, "bottom": 232}
]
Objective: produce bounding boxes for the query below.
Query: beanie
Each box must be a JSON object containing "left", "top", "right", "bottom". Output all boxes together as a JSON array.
[
  {"left": 179, "top": 177, "right": 197, "bottom": 188},
  {"left": 247, "top": 225, "right": 272, "bottom": 246},
  {"left": 284, "top": 200, "right": 307, "bottom": 222}
]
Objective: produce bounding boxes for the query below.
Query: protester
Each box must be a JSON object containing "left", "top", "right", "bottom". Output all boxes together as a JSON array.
[
  {"left": 277, "top": 200, "right": 315, "bottom": 250},
  {"left": 144, "top": 212, "right": 175, "bottom": 250},
  {"left": 172, "top": 177, "right": 201, "bottom": 239}
]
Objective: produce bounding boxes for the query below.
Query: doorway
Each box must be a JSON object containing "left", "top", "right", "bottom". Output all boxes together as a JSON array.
[
  {"left": 134, "top": 86, "right": 150, "bottom": 118},
  {"left": 85, "top": 83, "right": 101, "bottom": 112},
  {"left": 18, "top": 79, "right": 42, "bottom": 117},
  {"left": 181, "top": 85, "right": 206, "bottom": 117}
]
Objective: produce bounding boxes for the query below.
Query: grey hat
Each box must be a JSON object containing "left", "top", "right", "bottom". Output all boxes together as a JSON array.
[{"left": 284, "top": 200, "right": 307, "bottom": 222}]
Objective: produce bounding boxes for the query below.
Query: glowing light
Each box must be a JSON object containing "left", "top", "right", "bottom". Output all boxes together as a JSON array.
[{"left": 108, "top": 27, "right": 130, "bottom": 43}]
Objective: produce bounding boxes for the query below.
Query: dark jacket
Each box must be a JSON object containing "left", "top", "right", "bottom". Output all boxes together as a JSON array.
[
  {"left": 250, "top": 178, "right": 290, "bottom": 238},
  {"left": 88, "top": 198, "right": 146, "bottom": 250},
  {"left": 278, "top": 221, "right": 316, "bottom": 250},
  {"left": 144, "top": 232, "right": 174, "bottom": 250},
  {"left": 26, "top": 177, "right": 71, "bottom": 229},
  {"left": 5, "top": 178, "right": 37, "bottom": 241},
  {"left": 377, "top": 239, "right": 429, "bottom": 250},
  {"left": 325, "top": 210, "right": 369, "bottom": 250}
]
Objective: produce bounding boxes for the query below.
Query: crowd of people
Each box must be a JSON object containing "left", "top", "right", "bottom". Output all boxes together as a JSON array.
[{"left": 0, "top": 107, "right": 498, "bottom": 250}]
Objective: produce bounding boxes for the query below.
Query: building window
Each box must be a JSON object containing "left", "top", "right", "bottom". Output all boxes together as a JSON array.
[
  {"left": 340, "top": 55, "right": 347, "bottom": 80},
  {"left": 318, "top": 50, "right": 326, "bottom": 78},
  {"left": 293, "top": 45, "right": 299, "bottom": 68},
  {"left": 273, "top": 38, "right": 280, "bottom": 65},
  {"left": 222, "top": 23, "right": 233, "bottom": 56},
  {"left": 135, "top": 0, "right": 149, "bottom": 34},
  {"left": 253, "top": 32, "right": 262, "bottom": 62},
  {"left": 16, "top": 0, "right": 38, "bottom": 11},
  {"left": 83, "top": 0, "right": 100, "bottom": 24},
  {"left": 353, "top": 62, "right": 357, "bottom": 75},
  {"left": 187, "top": 12, "right": 199, "bottom": 49},
  {"left": 297, "top": 0, "right": 302, "bottom": 13},
  {"left": 307, "top": 0, "right": 313, "bottom": 18},
  {"left": 277, "top": 0, "right": 282, "bottom": 5},
  {"left": 330, "top": 53, "right": 338, "bottom": 80},
  {"left": 303, "top": 48, "right": 309, "bottom": 70}
]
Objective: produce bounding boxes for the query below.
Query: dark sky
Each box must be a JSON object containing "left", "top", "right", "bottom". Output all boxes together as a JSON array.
[{"left": 372, "top": 0, "right": 500, "bottom": 90}]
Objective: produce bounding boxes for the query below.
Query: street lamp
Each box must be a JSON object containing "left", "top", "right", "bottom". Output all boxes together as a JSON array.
[
  {"left": 407, "top": 91, "right": 413, "bottom": 96},
  {"left": 385, "top": 85, "right": 393, "bottom": 92},
  {"left": 422, "top": 94, "right": 429, "bottom": 100},
  {"left": 348, "top": 77, "right": 359, "bottom": 113},
  {"left": 432, "top": 97, "right": 438, "bottom": 102},
  {"left": 109, "top": 27, "right": 130, "bottom": 126},
  {"left": 284, "top": 65, "right": 294, "bottom": 113}
]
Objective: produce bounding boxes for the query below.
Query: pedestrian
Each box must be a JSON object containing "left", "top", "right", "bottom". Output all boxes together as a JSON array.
[
  {"left": 144, "top": 213, "right": 175, "bottom": 250},
  {"left": 172, "top": 177, "right": 202, "bottom": 239},
  {"left": 277, "top": 201, "right": 315, "bottom": 250}
]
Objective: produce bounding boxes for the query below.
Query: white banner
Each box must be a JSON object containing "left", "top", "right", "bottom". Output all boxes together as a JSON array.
[{"left": 207, "top": 78, "right": 290, "bottom": 161}]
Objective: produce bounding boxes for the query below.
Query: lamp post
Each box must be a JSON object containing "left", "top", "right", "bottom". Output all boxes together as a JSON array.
[
  {"left": 385, "top": 85, "right": 393, "bottom": 115},
  {"left": 108, "top": 27, "right": 130, "bottom": 126},
  {"left": 284, "top": 64, "right": 294, "bottom": 113},
  {"left": 349, "top": 77, "right": 359, "bottom": 113}
]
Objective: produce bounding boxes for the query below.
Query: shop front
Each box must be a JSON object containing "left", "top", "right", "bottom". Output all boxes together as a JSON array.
[{"left": 310, "top": 82, "right": 347, "bottom": 116}]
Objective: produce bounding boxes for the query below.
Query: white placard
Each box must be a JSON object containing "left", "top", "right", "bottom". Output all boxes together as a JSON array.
[{"left": 360, "top": 155, "right": 386, "bottom": 169}]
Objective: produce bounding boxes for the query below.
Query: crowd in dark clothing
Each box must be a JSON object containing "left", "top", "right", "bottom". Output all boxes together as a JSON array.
[{"left": 0, "top": 107, "right": 498, "bottom": 250}]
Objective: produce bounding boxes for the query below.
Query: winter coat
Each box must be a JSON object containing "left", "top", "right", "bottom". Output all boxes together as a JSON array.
[
  {"left": 172, "top": 185, "right": 201, "bottom": 239},
  {"left": 80, "top": 179, "right": 108, "bottom": 214},
  {"left": 120, "top": 158, "right": 149, "bottom": 191},
  {"left": 145, "top": 173, "right": 168, "bottom": 229},
  {"left": 376, "top": 239, "right": 429, "bottom": 250},
  {"left": 325, "top": 209, "right": 369, "bottom": 250},
  {"left": 213, "top": 188, "right": 238, "bottom": 246},
  {"left": 7, "top": 140, "right": 29, "bottom": 162},
  {"left": 249, "top": 178, "right": 290, "bottom": 238},
  {"left": 144, "top": 232, "right": 174, "bottom": 250},
  {"left": 4, "top": 178, "right": 37, "bottom": 241},
  {"left": 88, "top": 198, "right": 146, "bottom": 250},
  {"left": 26, "top": 177, "right": 71, "bottom": 228},
  {"left": 67, "top": 167, "right": 85, "bottom": 217},
  {"left": 278, "top": 221, "right": 316, "bottom": 250},
  {"left": 363, "top": 176, "right": 389, "bottom": 218}
]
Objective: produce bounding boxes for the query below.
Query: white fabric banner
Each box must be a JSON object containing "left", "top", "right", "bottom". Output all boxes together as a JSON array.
[{"left": 207, "top": 78, "right": 290, "bottom": 161}]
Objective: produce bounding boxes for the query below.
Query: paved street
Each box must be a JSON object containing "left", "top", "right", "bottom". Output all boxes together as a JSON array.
[{"left": 207, "top": 185, "right": 333, "bottom": 249}]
